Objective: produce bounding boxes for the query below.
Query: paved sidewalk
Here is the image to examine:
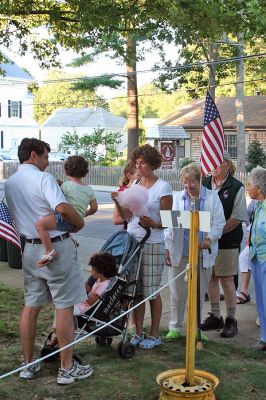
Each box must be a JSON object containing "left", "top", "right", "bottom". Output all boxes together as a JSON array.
[{"left": 0, "top": 233, "right": 259, "bottom": 350}]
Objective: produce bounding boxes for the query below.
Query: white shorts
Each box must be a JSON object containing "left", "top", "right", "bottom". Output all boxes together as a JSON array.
[{"left": 239, "top": 245, "right": 251, "bottom": 273}]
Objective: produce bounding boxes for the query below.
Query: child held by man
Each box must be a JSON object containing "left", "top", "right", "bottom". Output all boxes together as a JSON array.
[{"left": 35, "top": 155, "right": 98, "bottom": 267}]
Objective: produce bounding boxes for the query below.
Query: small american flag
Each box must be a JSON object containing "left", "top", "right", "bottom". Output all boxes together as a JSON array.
[
  {"left": 0, "top": 201, "right": 21, "bottom": 250},
  {"left": 200, "top": 91, "right": 225, "bottom": 176}
]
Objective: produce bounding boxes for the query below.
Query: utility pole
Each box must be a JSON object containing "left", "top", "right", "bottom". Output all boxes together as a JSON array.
[
  {"left": 235, "top": 34, "right": 246, "bottom": 172},
  {"left": 212, "top": 33, "right": 246, "bottom": 171}
]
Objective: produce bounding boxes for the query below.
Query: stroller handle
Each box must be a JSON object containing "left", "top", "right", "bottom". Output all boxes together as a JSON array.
[{"left": 138, "top": 222, "right": 151, "bottom": 245}]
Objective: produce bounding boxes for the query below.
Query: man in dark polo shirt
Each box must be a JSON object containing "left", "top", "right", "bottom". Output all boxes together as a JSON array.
[{"left": 200, "top": 151, "right": 248, "bottom": 338}]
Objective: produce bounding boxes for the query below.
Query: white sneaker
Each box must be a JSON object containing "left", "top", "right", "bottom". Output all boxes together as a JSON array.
[
  {"left": 57, "top": 360, "right": 93, "bottom": 385},
  {"left": 19, "top": 359, "right": 41, "bottom": 379}
]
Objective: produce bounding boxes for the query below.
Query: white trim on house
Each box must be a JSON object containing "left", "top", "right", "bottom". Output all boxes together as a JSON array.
[{"left": 0, "top": 53, "right": 39, "bottom": 150}]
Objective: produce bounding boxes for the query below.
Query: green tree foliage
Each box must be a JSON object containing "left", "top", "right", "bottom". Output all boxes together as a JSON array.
[
  {"left": 179, "top": 158, "right": 196, "bottom": 170},
  {"left": 109, "top": 83, "right": 191, "bottom": 120},
  {"left": 0, "top": 0, "right": 248, "bottom": 152},
  {"left": 59, "top": 128, "right": 122, "bottom": 165},
  {"left": 33, "top": 69, "right": 108, "bottom": 124},
  {"left": 155, "top": 39, "right": 266, "bottom": 99},
  {"left": 245, "top": 139, "right": 266, "bottom": 172},
  {"left": 1, "top": 0, "right": 264, "bottom": 154}
]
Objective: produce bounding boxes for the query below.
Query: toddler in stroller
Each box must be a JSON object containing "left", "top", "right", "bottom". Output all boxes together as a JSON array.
[
  {"left": 42, "top": 229, "right": 150, "bottom": 360},
  {"left": 44, "top": 252, "right": 117, "bottom": 347},
  {"left": 74, "top": 252, "right": 117, "bottom": 315}
]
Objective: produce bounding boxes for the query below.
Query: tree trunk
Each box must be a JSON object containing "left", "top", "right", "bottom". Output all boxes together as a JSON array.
[
  {"left": 126, "top": 35, "right": 139, "bottom": 159},
  {"left": 235, "top": 34, "right": 246, "bottom": 172}
]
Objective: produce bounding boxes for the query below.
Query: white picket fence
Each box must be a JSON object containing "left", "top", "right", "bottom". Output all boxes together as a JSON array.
[{"left": 1, "top": 162, "right": 248, "bottom": 191}]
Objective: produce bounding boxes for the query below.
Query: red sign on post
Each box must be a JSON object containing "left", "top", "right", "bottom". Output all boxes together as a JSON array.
[{"left": 161, "top": 142, "right": 174, "bottom": 169}]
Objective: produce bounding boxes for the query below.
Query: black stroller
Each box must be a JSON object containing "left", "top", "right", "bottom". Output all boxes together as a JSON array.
[{"left": 41, "top": 227, "right": 150, "bottom": 360}]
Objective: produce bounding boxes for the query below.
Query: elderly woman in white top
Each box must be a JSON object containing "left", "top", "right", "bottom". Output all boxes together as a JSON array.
[{"left": 164, "top": 163, "right": 226, "bottom": 338}]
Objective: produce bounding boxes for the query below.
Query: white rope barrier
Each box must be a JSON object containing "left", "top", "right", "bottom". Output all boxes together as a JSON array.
[{"left": 0, "top": 266, "right": 190, "bottom": 380}]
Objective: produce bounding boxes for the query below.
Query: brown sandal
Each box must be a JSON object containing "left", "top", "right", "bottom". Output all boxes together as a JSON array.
[{"left": 237, "top": 292, "right": 250, "bottom": 304}]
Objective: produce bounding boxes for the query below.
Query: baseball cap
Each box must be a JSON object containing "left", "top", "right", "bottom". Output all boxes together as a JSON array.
[{"left": 223, "top": 150, "right": 231, "bottom": 161}]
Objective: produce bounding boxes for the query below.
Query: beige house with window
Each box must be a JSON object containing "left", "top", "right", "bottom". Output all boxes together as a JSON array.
[{"left": 156, "top": 95, "right": 266, "bottom": 162}]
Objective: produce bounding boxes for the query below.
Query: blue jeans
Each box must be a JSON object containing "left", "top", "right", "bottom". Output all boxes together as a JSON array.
[{"left": 251, "top": 257, "right": 266, "bottom": 342}]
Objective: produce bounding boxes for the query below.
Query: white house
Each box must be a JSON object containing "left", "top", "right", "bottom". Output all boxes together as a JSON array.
[
  {"left": 0, "top": 53, "right": 39, "bottom": 150},
  {"left": 41, "top": 106, "right": 127, "bottom": 155}
]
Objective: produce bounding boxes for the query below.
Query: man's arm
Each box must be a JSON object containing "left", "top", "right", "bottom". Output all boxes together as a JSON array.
[
  {"left": 222, "top": 218, "right": 242, "bottom": 234},
  {"left": 56, "top": 202, "right": 84, "bottom": 231},
  {"left": 223, "top": 185, "right": 248, "bottom": 234}
]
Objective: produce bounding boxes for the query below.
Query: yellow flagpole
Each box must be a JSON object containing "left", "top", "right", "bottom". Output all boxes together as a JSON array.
[{"left": 185, "top": 204, "right": 199, "bottom": 386}]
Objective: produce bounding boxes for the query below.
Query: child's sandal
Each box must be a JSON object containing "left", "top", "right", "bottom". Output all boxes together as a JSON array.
[{"left": 37, "top": 249, "right": 57, "bottom": 267}]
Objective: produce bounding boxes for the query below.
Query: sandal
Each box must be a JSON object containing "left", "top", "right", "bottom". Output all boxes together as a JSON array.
[
  {"left": 130, "top": 333, "right": 144, "bottom": 347},
  {"left": 139, "top": 336, "right": 161, "bottom": 349},
  {"left": 237, "top": 292, "right": 250, "bottom": 304},
  {"left": 37, "top": 249, "right": 57, "bottom": 267}
]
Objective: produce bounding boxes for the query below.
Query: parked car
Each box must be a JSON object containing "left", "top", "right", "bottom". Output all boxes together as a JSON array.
[
  {"left": 0, "top": 150, "right": 19, "bottom": 160},
  {"left": 49, "top": 152, "right": 68, "bottom": 161},
  {"left": 0, "top": 153, "right": 12, "bottom": 160}
]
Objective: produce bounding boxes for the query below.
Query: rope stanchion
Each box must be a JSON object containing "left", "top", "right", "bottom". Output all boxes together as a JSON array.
[{"left": 0, "top": 266, "right": 190, "bottom": 380}]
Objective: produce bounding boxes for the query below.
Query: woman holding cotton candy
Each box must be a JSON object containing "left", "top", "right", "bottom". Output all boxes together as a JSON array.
[
  {"left": 112, "top": 160, "right": 141, "bottom": 226},
  {"left": 164, "top": 163, "right": 225, "bottom": 339},
  {"left": 114, "top": 144, "right": 172, "bottom": 349}
]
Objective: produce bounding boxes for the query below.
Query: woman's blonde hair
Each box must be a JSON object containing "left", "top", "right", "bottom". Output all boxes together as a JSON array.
[
  {"left": 180, "top": 162, "right": 201, "bottom": 182},
  {"left": 119, "top": 160, "right": 136, "bottom": 188}
]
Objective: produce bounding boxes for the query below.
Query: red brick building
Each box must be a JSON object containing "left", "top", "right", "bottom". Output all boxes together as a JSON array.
[{"left": 158, "top": 95, "right": 266, "bottom": 163}]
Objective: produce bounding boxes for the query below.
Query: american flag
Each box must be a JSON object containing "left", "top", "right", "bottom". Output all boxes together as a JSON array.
[
  {"left": 200, "top": 91, "right": 225, "bottom": 176},
  {"left": 0, "top": 201, "right": 21, "bottom": 250}
]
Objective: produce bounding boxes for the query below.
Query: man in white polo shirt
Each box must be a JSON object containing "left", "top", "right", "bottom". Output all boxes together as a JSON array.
[{"left": 5, "top": 138, "right": 93, "bottom": 385}]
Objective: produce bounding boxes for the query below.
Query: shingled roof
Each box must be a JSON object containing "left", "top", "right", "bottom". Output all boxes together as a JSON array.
[
  {"left": 147, "top": 125, "right": 190, "bottom": 140},
  {"left": 159, "top": 96, "right": 266, "bottom": 130},
  {"left": 42, "top": 106, "right": 126, "bottom": 129}
]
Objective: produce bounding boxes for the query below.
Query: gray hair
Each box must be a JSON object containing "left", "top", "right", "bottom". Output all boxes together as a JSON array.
[
  {"left": 180, "top": 162, "right": 201, "bottom": 182},
  {"left": 248, "top": 167, "right": 266, "bottom": 195}
]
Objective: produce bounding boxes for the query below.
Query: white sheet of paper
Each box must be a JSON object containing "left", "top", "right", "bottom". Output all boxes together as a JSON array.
[
  {"left": 160, "top": 210, "right": 190, "bottom": 229},
  {"left": 199, "top": 211, "right": 211, "bottom": 232},
  {"left": 160, "top": 210, "right": 211, "bottom": 232}
]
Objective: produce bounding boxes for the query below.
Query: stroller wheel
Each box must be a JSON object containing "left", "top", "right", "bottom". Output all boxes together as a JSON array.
[
  {"left": 95, "top": 336, "right": 113, "bottom": 346},
  {"left": 117, "top": 341, "right": 135, "bottom": 359},
  {"left": 40, "top": 345, "right": 59, "bottom": 362}
]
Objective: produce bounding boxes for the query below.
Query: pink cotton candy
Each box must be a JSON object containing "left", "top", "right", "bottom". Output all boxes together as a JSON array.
[{"left": 117, "top": 184, "right": 149, "bottom": 217}]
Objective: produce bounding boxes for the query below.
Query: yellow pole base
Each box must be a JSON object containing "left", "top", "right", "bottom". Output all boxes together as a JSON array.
[{"left": 156, "top": 368, "right": 219, "bottom": 400}]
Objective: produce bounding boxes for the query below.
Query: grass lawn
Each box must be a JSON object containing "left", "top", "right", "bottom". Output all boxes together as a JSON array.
[{"left": 0, "top": 284, "right": 266, "bottom": 400}]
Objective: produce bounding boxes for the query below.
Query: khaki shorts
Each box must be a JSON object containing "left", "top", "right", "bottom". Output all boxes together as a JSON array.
[
  {"left": 213, "top": 248, "right": 239, "bottom": 276},
  {"left": 22, "top": 237, "right": 86, "bottom": 308}
]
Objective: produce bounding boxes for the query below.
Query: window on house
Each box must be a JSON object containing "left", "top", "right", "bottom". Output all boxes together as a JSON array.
[
  {"left": 8, "top": 100, "right": 22, "bottom": 118},
  {"left": 177, "top": 139, "right": 185, "bottom": 157},
  {"left": 224, "top": 134, "right": 237, "bottom": 158}
]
